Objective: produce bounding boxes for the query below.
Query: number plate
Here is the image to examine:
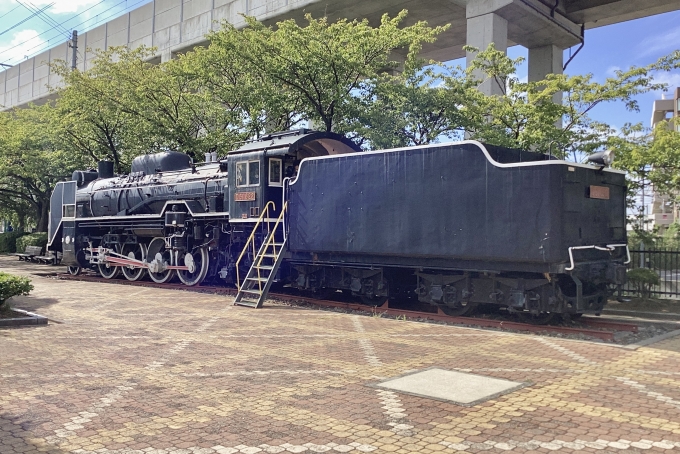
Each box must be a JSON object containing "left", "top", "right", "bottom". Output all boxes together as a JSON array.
[
  {"left": 589, "top": 185, "right": 610, "bottom": 200},
  {"left": 234, "top": 192, "right": 256, "bottom": 202}
]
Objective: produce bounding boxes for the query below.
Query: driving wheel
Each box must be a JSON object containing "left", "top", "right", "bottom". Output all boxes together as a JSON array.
[
  {"left": 177, "top": 247, "right": 209, "bottom": 286},
  {"left": 147, "top": 238, "right": 175, "bottom": 284},
  {"left": 97, "top": 245, "right": 121, "bottom": 279},
  {"left": 121, "top": 243, "right": 147, "bottom": 281}
]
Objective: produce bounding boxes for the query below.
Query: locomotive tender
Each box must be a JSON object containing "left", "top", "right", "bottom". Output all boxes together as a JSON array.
[{"left": 48, "top": 129, "right": 629, "bottom": 319}]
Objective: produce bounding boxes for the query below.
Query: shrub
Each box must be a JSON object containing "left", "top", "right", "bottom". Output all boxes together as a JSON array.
[
  {"left": 16, "top": 233, "right": 48, "bottom": 254},
  {"left": 0, "top": 272, "right": 33, "bottom": 312},
  {"left": 627, "top": 268, "right": 660, "bottom": 298},
  {"left": 0, "top": 231, "right": 22, "bottom": 253}
]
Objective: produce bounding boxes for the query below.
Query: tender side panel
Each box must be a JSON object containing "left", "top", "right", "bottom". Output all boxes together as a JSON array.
[{"left": 288, "top": 143, "right": 561, "bottom": 264}]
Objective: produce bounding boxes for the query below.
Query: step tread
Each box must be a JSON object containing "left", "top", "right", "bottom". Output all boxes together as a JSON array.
[{"left": 246, "top": 277, "right": 269, "bottom": 282}]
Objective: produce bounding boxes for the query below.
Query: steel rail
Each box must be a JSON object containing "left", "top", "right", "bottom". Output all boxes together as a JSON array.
[{"left": 54, "top": 273, "right": 639, "bottom": 341}]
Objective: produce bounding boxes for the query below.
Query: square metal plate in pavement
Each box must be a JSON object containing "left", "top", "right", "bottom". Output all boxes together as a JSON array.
[{"left": 375, "top": 368, "right": 528, "bottom": 406}]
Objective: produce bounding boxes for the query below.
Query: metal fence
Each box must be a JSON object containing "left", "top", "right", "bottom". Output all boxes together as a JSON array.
[{"left": 622, "top": 248, "right": 680, "bottom": 299}]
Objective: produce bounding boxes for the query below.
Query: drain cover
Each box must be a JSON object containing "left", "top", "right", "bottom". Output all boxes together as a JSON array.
[{"left": 375, "top": 368, "right": 527, "bottom": 406}]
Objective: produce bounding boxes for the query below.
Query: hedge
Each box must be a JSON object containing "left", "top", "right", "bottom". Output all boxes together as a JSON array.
[
  {"left": 0, "top": 231, "right": 22, "bottom": 253},
  {"left": 627, "top": 268, "right": 661, "bottom": 298},
  {"left": 0, "top": 272, "right": 33, "bottom": 311},
  {"left": 16, "top": 233, "right": 48, "bottom": 254}
]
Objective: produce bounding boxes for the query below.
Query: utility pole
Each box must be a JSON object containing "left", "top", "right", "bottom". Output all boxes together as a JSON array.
[{"left": 69, "top": 30, "right": 78, "bottom": 69}]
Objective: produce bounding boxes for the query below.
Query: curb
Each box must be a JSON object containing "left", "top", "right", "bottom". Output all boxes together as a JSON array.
[
  {"left": 0, "top": 308, "right": 48, "bottom": 327},
  {"left": 603, "top": 308, "right": 680, "bottom": 321},
  {"left": 623, "top": 328, "right": 680, "bottom": 350}
]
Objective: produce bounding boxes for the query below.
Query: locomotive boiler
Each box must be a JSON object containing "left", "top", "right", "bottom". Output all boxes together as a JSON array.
[
  {"left": 47, "top": 130, "right": 360, "bottom": 285},
  {"left": 48, "top": 129, "right": 629, "bottom": 321}
]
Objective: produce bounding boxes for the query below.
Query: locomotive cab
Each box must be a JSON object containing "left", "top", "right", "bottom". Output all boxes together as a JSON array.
[{"left": 227, "top": 129, "right": 361, "bottom": 222}]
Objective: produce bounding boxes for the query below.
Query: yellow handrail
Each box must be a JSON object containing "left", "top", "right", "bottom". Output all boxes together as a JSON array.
[
  {"left": 253, "top": 201, "right": 288, "bottom": 292},
  {"left": 235, "top": 201, "right": 275, "bottom": 291}
]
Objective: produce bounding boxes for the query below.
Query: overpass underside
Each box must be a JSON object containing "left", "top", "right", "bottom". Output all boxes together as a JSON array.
[{"left": 1, "top": 0, "right": 678, "bottom": 110}]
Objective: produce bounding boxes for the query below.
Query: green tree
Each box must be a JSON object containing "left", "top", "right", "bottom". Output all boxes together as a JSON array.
[
  {"left": 0, "top": 104, "right": 85, "bottom": 232},
  {"left": 52, "top": 46, "right": 228, "bottom": 170},
  {"left": 465, "top": 44, "right": 680, "bottom": 159},
  {"left": 353, "top": 65, "right": 477, "bottom": 149},
  {"left": 203, "top": 11, "right": 448, "bottom": 134},
  {"left": 51, "top": 50, "right": 135, "bottom": 173},
  {"left": 187, "top": 40, "right": 304, "bottom": 139}
]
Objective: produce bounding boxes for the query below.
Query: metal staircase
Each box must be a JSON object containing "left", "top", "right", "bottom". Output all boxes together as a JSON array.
[{"left": 234, "top": 201, "right": 288, "bottom": 308}]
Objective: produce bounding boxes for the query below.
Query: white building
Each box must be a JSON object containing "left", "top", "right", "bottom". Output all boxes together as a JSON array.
[{"left": 645, "top": 87, "right": 680, "bottom": 232}]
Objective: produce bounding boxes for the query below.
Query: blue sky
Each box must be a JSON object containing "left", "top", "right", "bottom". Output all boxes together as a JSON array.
[{"left": 0, "top": 0, "right": 679, "bottom": 130}]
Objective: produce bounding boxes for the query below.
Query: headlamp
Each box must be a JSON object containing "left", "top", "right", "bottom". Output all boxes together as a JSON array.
[{"left": 587, "top": 150, "right": 614, "bottom": 167}]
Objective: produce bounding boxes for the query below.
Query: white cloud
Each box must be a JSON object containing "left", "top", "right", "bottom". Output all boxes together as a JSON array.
[
  {"left": 0, "top": 29, "right": 46, "bottom": 66},
  {"left": 605, "top": 66, "right": 621, "bottom": 77},
  {"left": 28, "top": 0, "right": 102, "bottom": 15},
  {"left": 651, "top": 71, "right": 680, "bottom": 94},
  {"left": 635, "top": 25, "right": 680, "bottom": 58}
]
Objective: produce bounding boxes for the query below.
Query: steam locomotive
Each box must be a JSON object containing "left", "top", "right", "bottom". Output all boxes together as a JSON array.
[{"left": 48, "top": 129, "right": 629, "bottom": 321}]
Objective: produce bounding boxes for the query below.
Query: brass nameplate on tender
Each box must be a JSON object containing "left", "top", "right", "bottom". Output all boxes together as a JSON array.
[
  {"left": 234, "top": 192, "right": 256, "bottom": 202},
  {"left": 589, "top": 185, "right": 610, "bottom": 200}
]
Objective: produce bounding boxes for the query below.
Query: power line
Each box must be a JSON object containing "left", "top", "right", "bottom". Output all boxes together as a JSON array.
[
  {"left": 0, "top": 3, "right": 54, "bottom": 37},
  {"left": 71, "top": 0, "right": 150, "bottom": 35},
  {"left": 2, "top": 0, "right": 150, "bottom": 65},
  {"left": 0, "top": 0, "right": 108, "bottom": 57},
  {"left": 0, "top": 4, "right": 22, "bottom": 22},
  {"left": 16, "top": 0, "right": 71, "bottom": 38}
]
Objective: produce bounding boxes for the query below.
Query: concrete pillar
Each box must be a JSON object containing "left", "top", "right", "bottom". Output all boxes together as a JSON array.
[
  {"left": 160, "top": 49, "right": 173, "bottom": 63},
  {"left": 528, "top": 44, "right": 563, "bottom": 102},
  {"left": 466, "top": 12, "right": 508, "bottom": 96}
]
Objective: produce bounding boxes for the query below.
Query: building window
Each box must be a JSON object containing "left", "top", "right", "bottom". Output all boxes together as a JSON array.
[
  {"left": 269, "top": 159, "right": 282, "bottom": 186},
  {"left": 236, "top": 161, "right": 260, "bottom": 187}
]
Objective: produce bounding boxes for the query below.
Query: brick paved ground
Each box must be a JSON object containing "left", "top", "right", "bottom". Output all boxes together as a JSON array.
[{"left": 2, "top": 256, "right": 680, "bottom": 453}]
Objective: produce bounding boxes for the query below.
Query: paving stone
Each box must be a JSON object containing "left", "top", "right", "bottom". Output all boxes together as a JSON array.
[{"left": 1, "top": 256, "right": 680, "bottom": 453}]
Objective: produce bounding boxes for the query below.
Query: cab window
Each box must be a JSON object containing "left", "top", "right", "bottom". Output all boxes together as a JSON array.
[
  {"left": 236, "top": 160, "right": 260, "bottom": 187},
  {"left": 249, "top": 161, "right": 260, "bottom": 185},
  {"left": 236, "top": 162, "right": 247, "bottom": 187},
  {"left": 269, "top": 159, "right": 282, "bottom": 186}
]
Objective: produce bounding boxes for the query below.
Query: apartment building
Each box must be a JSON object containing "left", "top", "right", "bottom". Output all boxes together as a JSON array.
[{"left": 646, "top": 87, "right": 680, "bottom": 232}]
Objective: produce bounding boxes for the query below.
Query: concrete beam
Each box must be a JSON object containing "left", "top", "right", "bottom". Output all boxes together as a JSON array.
[
  {"left": 564, "top": 0, "right": 680, "bottom": 29},
  {"left": 468, "top": 0, "right": 582, "bottom": 49}
]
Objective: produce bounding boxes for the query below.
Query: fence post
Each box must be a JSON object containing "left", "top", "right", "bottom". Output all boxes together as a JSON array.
[{"left": 640, "top": 241, "right": 645, "bottom": 268}]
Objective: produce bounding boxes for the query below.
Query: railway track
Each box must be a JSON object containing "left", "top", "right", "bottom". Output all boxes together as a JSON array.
[{"left": 55, "top": 273, "right": 638, "bottom": 341}]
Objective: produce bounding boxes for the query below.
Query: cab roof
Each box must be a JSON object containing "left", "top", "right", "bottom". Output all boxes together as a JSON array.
[{"left": 231, "top": 129, "right": 361, "bottom": 157}]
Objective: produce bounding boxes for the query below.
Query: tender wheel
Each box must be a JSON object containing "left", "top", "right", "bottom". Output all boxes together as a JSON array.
[
  {"left": 147, "top": 238, "right": 175, "bottom": 284},
  {"left": 519, "top": 311, "right": 559, "bottom": 325},
  {"left": 438, "top": 299, "right": 478, "bottom": 317},
  {"left": 177, "top": 247, "right": 209, "bottom": 286},
  {"left": 121, "top": 243, "right": 147, "bottom": 282},
  {"left": 67, "top": 265, "right": 81, "bottom": 276},
  {"left": 97, "top": 245, "right": 121, "bottom": 279}
]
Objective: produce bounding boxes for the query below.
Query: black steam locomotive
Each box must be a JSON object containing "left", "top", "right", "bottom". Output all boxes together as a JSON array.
[{"left": 48, "top": 129, "right": 628, "bottom": 320}]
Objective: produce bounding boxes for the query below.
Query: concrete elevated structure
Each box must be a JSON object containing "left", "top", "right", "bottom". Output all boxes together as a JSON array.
[{"left": 1, "top": 0, "right": 679, "bottom": 109}]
